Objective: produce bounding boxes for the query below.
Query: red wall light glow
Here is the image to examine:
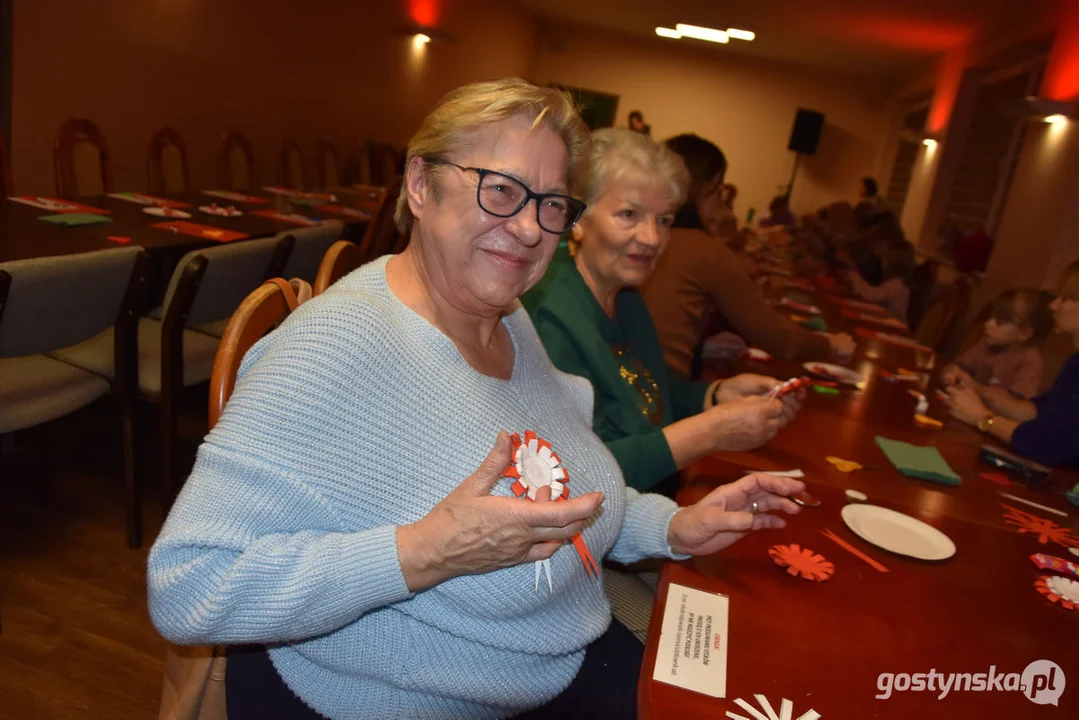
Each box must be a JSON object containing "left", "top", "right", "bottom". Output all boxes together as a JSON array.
[
  {"left": 927, "top": 45, "right": 968, "bottom": 133},
  {"left": 408, "top": 0, "right": 440, "bottom": 28},
  {"left": 1040, "top": 2, "right": 1079, "bottom": 101}
]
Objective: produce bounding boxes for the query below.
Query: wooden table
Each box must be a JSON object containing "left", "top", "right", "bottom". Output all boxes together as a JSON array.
[
  {"left": 0, "top": 190, "right": 370, "bottom": 263},
  {"left": 638, "top": 280, "right": 1079, "bottom": 719}
]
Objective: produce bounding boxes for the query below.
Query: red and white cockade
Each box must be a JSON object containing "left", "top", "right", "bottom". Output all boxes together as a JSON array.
[{"left": 503, "top": 431, "right": 600, "bottom": 592}]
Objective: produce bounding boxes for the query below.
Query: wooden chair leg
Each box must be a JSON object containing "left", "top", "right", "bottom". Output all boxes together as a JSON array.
[
  {"left": 160, "top": 396, "right": 176, "bottom": 513},
  {"left": 123, "top": 399, "right": 142, "bottom": 549}
]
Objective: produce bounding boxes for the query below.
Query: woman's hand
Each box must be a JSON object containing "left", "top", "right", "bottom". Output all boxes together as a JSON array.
[
  {"left": 943, "top": 386, "right": 989, "bottom": 426},
  {"left": 941, "top": 365, "right": 974, "bottom": 390},
  {"left": 705, "top": 395, "right": 792, "bottom": 452},
  {"left": 397, "top": 433, "right": 605, "bottom": 592},
  {"left": 715, "top": 373, "right": 780, "bottom": 403},
  {"left": 668, "top": 473, "right": 804, "bottom": 556}
]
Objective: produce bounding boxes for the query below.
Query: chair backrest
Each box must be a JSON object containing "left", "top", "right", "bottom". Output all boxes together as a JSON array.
[
  {"left": 314, "top": 240, "right": 363, "bottom": 295},
  {"left": 345, "top": 142, "right": 373, "bottom": 186},
  {"left": 279, "top": 136, "right": 306, "bottom": 190},
  {"left": 0, "top": 247, "right": 145, "bottom": 357},
  {"left": 0, "top": 133, "right": 13, "bottom": 197},
  {"left": 349, "top": 183, "right": 386, "bottom": 212},
  {"left": 54, "top": 118, "right": 112, "bottom": 197},
  {"left": 908, "top": 259, "right": 939, "bottom": 329},
  {"left": 279, "top": 220, "right": 345, "bottom": 284},
  {"left": 216, "top": 130, "right": 255, "bottom": 191},
  {"left": 916, "top": 277, "right": 972, "bottom": 353},
  {"left": 357, "top": 178, "right": 404, "bottom": 262},
  {"left": 161, "top": 235, "right": 293, "bottom": 329},
  {"left": 147, "top": 125, "right": 190, "bottom": 195},
  {"left": 317, "top": 139, "right": 340, "bottom": 190},
  {"left": 369, "top": 142, "right": 401, "bottom": 186},
  {"left": 208, "top": 278, "right": 306, "bottom": 429}
]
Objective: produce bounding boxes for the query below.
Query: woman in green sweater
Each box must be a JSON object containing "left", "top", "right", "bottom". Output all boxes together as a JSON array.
[{"left": 530, "top": 129, "right": 801, "bottom": 495}]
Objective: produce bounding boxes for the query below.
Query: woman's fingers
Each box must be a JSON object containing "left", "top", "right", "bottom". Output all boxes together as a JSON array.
[
  {"left": 531, "top": 519, "right": 588, "bottom": 543},
  {"left": 523, "top": 491, "right": 604, "bottom": 528},
  {"left": 525, "top": 540, "right": 563, "bottom": 562}
]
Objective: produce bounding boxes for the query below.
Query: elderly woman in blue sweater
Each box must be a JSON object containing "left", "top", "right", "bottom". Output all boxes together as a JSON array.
[{"left": 147, "top": 78, "right": 805, "bottom": 719}]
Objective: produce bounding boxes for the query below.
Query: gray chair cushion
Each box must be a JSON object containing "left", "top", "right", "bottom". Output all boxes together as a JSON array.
[
  {"left": 279, "top": 222, "right": 344, "bottom": 284},
  {"left": 48, "top": 318, "right": 219, "bottom": 398},
  {"left": 191, "top": 317, "right": 231, "bottom": 339},
  {"left": 0, "top": 355, "right": 111, "bottom": 433},
  {"left": 603, "top": 568, "right": 657, "bottom": 644},
  {"left": 0, "top": 247, "right": 141, "bottom": 357}
]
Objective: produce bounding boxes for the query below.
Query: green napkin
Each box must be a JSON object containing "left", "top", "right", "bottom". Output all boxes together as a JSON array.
[
  {"left": 875, "top": 436, "right": 961, "bottom": 486},
  {"left": 1067, "top": 482, "right": 1079, "bottom": 508},
  {"left": 799, "top": 315, "right": 828, "bottom": 332},
  {"left": 813, "top": 385, "right": 840, "bottom": 395},
  {"left": 39, "top": 213, "right": 112, "bottom": 227}
]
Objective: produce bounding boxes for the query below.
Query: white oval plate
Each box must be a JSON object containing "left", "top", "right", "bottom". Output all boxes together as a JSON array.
[
  {"left": 142, "top": 206, "right": 191, "bottom": 219},
  {"left": 803, "top": 362, "right": 862, "bottom": 385},
  {"left": 841, "top": 504, "right": 955, "bottom": 561},
  {"left": 199, "top": 205, "right": 243, "bottom": 217}
]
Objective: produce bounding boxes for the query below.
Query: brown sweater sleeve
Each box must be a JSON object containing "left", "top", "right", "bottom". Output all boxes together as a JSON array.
[{"left": 705, "top": 240, "right": 832, "bottom": 361}]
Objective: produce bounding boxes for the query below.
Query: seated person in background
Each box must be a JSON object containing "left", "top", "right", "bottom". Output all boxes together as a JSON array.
[
  {"left": 531, "top": 129, "right": 803, "bottom": 496},
  {"left": 627, "top": 109, "right": 651, "bottom": 136},
  {"left": 942, "top": 288, "right": 1053, "bottom": 399},
  {"left": 844, "top": 216, "right": 904, "bottom": 287},
  {"left": 848, "top": 239, "right": 914, "bottom": 320},
  {"left": 639, "top": 133, "right": 855, "bottom": 378},
  {"left": 760, "top": 195, "right": 796, "bottom": 229},
  {"left": 856, "top": 176, "right": 886, "bottom": 211},
  {"left": 945, "top": 261, "right": 1079, "bottom": 468}
]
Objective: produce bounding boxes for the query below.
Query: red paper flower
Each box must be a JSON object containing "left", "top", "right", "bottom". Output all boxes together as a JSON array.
[
  {"left": 769, "top": 544, "right": 835, "bottom": 581},
  {"left": 1036, "top": 575, "right": 1079, "bottom": 611},
  {"left": 1001, "top": 505, "right": 1079, "bottom": 549}
]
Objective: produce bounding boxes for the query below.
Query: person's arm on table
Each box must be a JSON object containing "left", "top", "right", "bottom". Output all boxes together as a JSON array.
[
  {"left": 979, "top": 385, "right": 1038, "bottom": 422},
  {"left": 704, "top": 238, "right": 832, "bottom": 361}
]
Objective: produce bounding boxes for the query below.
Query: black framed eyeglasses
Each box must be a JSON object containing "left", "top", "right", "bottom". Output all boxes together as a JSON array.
[{"left": 426, "top": 159, "right": 586, "bottom": 234}]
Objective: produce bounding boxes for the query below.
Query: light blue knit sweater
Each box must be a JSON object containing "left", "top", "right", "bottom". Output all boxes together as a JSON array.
[{"left": 147, "top": 256, "right": 683, "bottom": 719}]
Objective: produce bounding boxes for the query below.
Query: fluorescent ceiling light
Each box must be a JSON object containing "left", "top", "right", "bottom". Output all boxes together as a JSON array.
[
  {"left": 675, "top": 23, "right": 729, "bottom": 43},
  {"left": 727, "top": 28, "right": 755, "bottom": 41},
  {"left": 655, "top": 27, "right": 682, "bottom": 39}
]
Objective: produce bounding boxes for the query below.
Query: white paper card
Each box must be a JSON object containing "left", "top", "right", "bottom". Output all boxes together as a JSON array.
[{"left": 652, "top": 582, "right": 729, "bottom": 698}]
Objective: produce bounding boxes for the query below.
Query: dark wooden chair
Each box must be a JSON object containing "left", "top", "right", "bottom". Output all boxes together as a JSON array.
[
  {"left": 314, "top": 240, "right": 363, "bottom": 295},
  {"left": 54, "top": 118, "right": 113, "bottom": 197},
  {"left": 51, "top": 236, "right": 294, "bottom": 507},
  {"left": 343, "top": 142, "right": 372, "bottom": 186},
  {"left": 0, "top": 133, "right": 13, "bottom": 196},
  {"left": 279, "top": 136, "right": 306, "bottom": 190},
  {"left": 351, "top": 178, "right": 404, "bottom": 265},
  {"left": 147, "top": 125, "right": 190, "bottom": 195},
  {"left": 317, "top": 139, "right": 341, "bottom": 190},
  {"left": 215, "top": 130, "right": 255, "bottom": 191},
  {"left": 916, "top": 276, "right": 973, "bottom": 353},
  {"left": 369, "top": 142, "right": 402, "bottom": 186},
  {"left": 3, "top": 248, "right": 149, "bottom": 547},
  {"left": 908, "top": 259, "right": 940, "bottom": 330}
]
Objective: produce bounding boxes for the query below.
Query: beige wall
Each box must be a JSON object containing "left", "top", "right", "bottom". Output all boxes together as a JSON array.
[
  {"left": 11, "top": 0, "right": 538, "bottom": 195},
  {"left": 534, "top": 19, "right": 893, "bottom": 220}
]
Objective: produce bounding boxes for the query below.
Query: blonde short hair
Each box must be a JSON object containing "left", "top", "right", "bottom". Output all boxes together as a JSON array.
[
  {"left": 578, "top": 128, "right": 689, "bottom": 215},
  {"left": 395, "top": 78, "right": 590, "bottom": 234}
]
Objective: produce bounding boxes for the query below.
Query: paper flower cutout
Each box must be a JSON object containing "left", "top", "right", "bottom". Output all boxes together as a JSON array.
[
  {"left": 503, "top": 431, "right": 599, "bottom": 593},
  {"left": 1001, "top": 504, "right": 1079, "bottom": 549},
  {"left": 1036, "top": 576, "right": 1079, "bottom": 611},
  {"left": 769, "top": 544, "right": 834, "bottom": 582},
  {"left": 826, "top": 456, "right": 863, "bottom": 473},
  {"left": 726, "top": 694, "right": 821, "bottom": 720}
]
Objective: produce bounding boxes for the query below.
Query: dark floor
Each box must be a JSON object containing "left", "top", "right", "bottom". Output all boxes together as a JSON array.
[{"left": 1, "top": 395, "right": 208, "bottom": 720}]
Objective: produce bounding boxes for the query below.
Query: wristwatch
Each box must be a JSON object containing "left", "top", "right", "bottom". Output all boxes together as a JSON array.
[{"left": 977, "top": 413, "right": 997, "bottom": 433}]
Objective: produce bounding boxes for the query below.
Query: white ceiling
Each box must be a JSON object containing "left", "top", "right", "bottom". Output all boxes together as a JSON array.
[{"left": 522, "top": 0, "right": 1061, "bottom": 79}]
